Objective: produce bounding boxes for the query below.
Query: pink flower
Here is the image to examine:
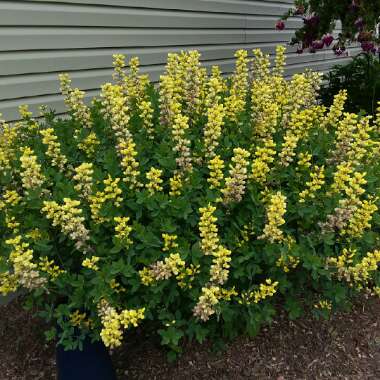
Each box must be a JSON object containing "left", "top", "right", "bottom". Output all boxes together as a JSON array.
[
  {"left": 276, "top": 20, "right": 285, "bottom": 31},
  {"left": 322, "top": 34, "right": 334, "bottom": 47}
]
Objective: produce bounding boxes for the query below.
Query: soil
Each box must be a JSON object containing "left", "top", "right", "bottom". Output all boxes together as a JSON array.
[{"left": 0, "top": 296, "right": 379, "bottom": 380}]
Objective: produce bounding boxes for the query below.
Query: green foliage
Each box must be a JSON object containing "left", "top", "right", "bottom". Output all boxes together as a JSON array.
[{"left": 320, "top": 53, "right": 380, "bottom": 115}]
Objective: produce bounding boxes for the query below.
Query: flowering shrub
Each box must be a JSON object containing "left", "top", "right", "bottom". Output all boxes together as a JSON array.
[
  {"left": 279, "top": 0, "right": 380, "bottom": 54},
  {"left": 1, "top": 47, "right": 380, "bottom": 356}
]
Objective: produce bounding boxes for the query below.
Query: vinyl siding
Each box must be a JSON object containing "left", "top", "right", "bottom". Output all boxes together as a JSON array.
[{"left": 0, "top": 0, "right": 356, "bottom": 120}]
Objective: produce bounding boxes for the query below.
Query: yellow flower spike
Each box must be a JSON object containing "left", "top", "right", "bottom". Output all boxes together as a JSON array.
[
  {"left": 240, "top": 279, "right": 279, "bottom": 305},
  {"left": 343, "top": 198, "right": 378, "bottom": 238},
  {"left": 162, "top": 234, "right": 178, "bottom": 252},
  {"left": 39, "top": 257, "right": 65, "bottom": 279},
  {"left": 5, "top": 235, "right": 46, "bottom": 291},
  {"left": 40, "top": 128, "right": 68, "bottom": 172},
  {"left": 100, "top": 83, "right": 132, "bottom": 139},
  {"left": 114, "top": 216, "right": 132, "bottom": 247},
  {"left": 18, "top": 104, "right": 33, "bottom": 120},
  {"left": 73, "top": 163, "right": 94, "bottom": 199},
  {"left": 323, "top": 89, "right": 348, "bottom": 129},
  {"left": 78, "top": 132, "right": 100, "bottom": 157},
  {"left": 139, "top": 267, "right": 155, "bottom": 286},
  {"left": 182, "top": 50, "right": 203, "bottom": 116},
  {"left": 251, "top": 49, "right": 271, "bottom": 82},
  {"left": 193, "top": 286, "right": 221, "bottom": 321},
  {"left": 314, "top": 300, "right": 332, "bottom": 311},
  {"left": 58, "top": 74, "right": 92, "bottom": 131},
  {"left": 42, "top": 198, "right": 90, "bottom": 252},
  {"left": 117, "top": 138, "right": 142, "bottom": 189},
  {"left": 221, "top": 147, "right": 250, "bottom": 204},
  {"left": 297, "top": 152, "right": 313, "bottom": 169},
  {"left": 70, "top": 310, "right": 87, "bottom": 327},
  {"left": 0, "top": 272, "right": 18, "bottom": 296},
  {"left": 199, "top": 204, "right": 219, "bottom": 256},
  {"left": 207, "top": 155, "right": 225, "bottom": 189},
  {"left": 203, "top": 103, "right": 225, "bottom": 159},
  {"left": 225, "top": 50, "right": 249, "bottom": 122},
  {"left": 112, "top": 53, "right": 127, "bottom": 85},
  {"left": 140, "top": 253, "right": 186, "bottom": 284},
  {"left": 82, "top": 256, "right": 100, "bottom": 271},
  {"left": 251, "top": 137, "right": 277, "bottom": 185},
  {"left": 138, "top": 99, "right": 155, "bottom": 139},
  {"left": 273, "top": 45, "right": 287, "bottom": 78},
  {"left": 259, "top": 192, "right": 287, "bottom": 243},
  {"left": 299, "top": 165, "right": 325, "bottom": 202},
  {"left": 169, "top": 173, "right": 183, "bottom": 196},
  {"left": 146, "top": 167, "right": 163, "bottom": 195},
  {"left": 209, "top": 245, "right": 232, "bottom": 285},
  {"left": 171, "top": 113, "right": 193, "bottom": 174}
]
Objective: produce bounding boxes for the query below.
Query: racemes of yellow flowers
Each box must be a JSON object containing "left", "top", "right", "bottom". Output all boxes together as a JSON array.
[{"left": 0, "top": 46, "right": 379, "bottom": 354}]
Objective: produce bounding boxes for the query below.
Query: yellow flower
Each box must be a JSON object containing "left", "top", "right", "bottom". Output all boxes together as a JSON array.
[
  {"left": 273, "top": 45, "right": 286, "bottom": 77},
  {"left": 39, "top": 257, "right": 65, "bottom": 279},
  {"left": 5, "top": 235, "right": 46, "bottom": 291},
  {"left": 0, "top": 272, "right": 18, "bottom": 296},
  {"left": 40, "top": 128, "right": 68, "bottom": 172},
  {"left": 70, "top": 310, "right": 87, "bottom": 327},
  {"left": 240, "top": 279, "right": 279, "bottom": 305},
  {"left": 139, "top": 253, "right": 186, "bottom": 284},
  {"left": 169, "top": 173, "right": 183, "bottom": 196},
  {"left": 89, "top": 176, "right": 123, "bottom": 223},
  {"left": 225, "top": 50, "right": 249, "bottom": 122},
  {"left": 162, "top": 234, "right": 178, "bottom": 252},
  {"left": 138, "top": 99, "right": 155, "bottom": 139},
  {"left": 78, "top": 132, "right": 100, "bottom": 157},
  {"left": 117, "top": 138, "right": 141, "bottom": 189},
  {"left": 222, "top": 148, "right": 250, "bottom": 204},
  {"left": 207, "top": 155, "right": 224, "bottom": 189},
  {"left": 146, "top": 167, "right": 163, "bottom": 195},
  {"left": 73, "top": 163, "right": 93, "bottom": 199},
  {"left": 19, "top": 147, "right": 45, "bottom": 191},
  {"left": 171, "top": 114, "right": 192, "bottom": 174},
  {"left": 342, "top": 198, "right": 378, "bottom": 238},
  {"left": 276, "top": 254, "right": 300, "bottom": 273},
  {"left": 259, "top": 192, "right": 287, "bottom": 243},
  {"left": 203, "top": 103, "right": 225, "bottom": 158},
  {"left": 114, "top": 216, "right": 132, "bottom": 247},
  {"left": 59, "top": 74, "right": 92, "bottom": 130},
  {"left": 251, "top": 138, "right": 276, "bottom": 185},
  {"left": 42, "top": 198, "right": 90, "bottom": 252},
  {"left": 82, "top": 256, "right": 100, "bottom": 271},
  {"left": 299, "top": 165, "right": 325, "bottom": 202},
  {"left": 199, "top": 204, "right": 219, "bottom": 256},
  {"left": 297, "top": 152, "right": 312, "bottom": 169},
  {"left": 323, "top": 90, "right": 347, "bottom": 129},
  {"left": 112, "top": 54, "right": 126, "bottom": 85},
  {"left": 209, "top": 245, "right": 232, "bottom": 285},
  {"left": 314, "top": 300, "right": 332, "bottom": 311},
  {"left": 193, "top": 286, "right": 221, "bottom": 321}
]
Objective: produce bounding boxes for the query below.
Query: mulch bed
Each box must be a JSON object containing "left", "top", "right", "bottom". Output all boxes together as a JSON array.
[{"left": 0, "top": 297, "right": 379, "bottom": 379}]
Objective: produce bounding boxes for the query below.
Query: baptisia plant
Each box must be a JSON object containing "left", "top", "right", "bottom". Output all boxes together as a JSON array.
[{"left": 0, "top": 47, "right": 379, "bottom": 356}]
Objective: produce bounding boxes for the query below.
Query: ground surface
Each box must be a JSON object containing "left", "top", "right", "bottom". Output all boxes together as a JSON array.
[{"left": 0, "top": 297, "right": 379, "bottom": 380}]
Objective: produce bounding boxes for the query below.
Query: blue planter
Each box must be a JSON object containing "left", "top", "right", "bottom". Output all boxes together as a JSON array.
[{"left": 56, "top": 339, "right": 117, "bottom": 380}]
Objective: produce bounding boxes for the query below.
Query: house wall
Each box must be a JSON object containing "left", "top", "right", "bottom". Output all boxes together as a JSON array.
[{"left": 0, "top": 0, "right": 357, "bottom": 120}]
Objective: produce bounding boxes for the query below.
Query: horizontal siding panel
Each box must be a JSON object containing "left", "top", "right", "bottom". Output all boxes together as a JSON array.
[
  {"left": 0, "top": 43, "right": 300, "bottom": 76},
  {"left": 22, "top": 0, "right": 293, "bottom": 16},
  {"left": 0, "top": 27, "right": 246, "bottom": 51},
  {"left": 0, "top": 2, "right": 245, "bottom": 28}
]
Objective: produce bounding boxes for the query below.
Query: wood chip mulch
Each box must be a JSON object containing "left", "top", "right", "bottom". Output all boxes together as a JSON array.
[{"left": 0, "top": 296, "right": 379, "bottom": 380}]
